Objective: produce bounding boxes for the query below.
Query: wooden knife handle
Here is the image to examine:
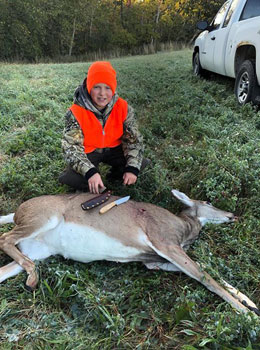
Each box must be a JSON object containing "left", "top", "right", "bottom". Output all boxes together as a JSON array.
[{"left": 99, "top": 202, "right": 116, "bottom": 214}]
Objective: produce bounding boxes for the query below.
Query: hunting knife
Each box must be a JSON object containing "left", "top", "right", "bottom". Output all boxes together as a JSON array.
[{"left": 99, "top": 195, "right": 130, "bottom": 214}]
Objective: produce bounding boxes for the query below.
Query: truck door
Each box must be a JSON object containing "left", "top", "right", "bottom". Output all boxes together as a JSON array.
[
  {"left": 200, "top": 1, "right": 231, "bottom": 73},
  {"left": 213, "top": 0, "right": 240, "bottom": 75}
]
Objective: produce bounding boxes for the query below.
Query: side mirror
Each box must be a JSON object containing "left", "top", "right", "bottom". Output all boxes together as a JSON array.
[{"left": 196, "top": 21, "right": 209, "bottom": 31}]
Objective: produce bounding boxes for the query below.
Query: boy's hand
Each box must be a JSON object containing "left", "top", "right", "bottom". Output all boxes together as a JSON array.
[
  {"left": 88, "top": 173, "right": 105, "bottom": 194},
  {"left": 123, "top": 172, "right": 137, "bottom": 186}
]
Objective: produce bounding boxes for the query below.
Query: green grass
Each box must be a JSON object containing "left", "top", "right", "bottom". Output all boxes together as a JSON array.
[{"left": 0, "top": 50, "right": 260, "bottom": 349}]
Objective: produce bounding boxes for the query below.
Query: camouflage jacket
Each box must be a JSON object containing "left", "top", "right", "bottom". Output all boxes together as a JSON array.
[{"left": 61, "top": 79, "right": 144, "bottom": 178}]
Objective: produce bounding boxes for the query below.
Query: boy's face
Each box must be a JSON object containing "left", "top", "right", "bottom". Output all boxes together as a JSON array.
[{"left": 90, "top": 83, "right": 113, "bottom": 110}]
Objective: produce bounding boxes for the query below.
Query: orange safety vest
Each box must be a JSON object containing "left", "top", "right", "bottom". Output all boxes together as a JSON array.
[{"left": 70, "top": 97, "right": 128, "bottom": 154}]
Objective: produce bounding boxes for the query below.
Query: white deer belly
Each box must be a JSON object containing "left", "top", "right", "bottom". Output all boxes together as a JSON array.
[{"left": 57, "top": 222, "right": 142, "bottom": 263}]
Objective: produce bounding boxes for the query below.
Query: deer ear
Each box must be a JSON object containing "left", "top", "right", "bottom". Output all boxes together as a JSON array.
[{"left": 171, "top": 189, "right": 194, "bottom": 207}]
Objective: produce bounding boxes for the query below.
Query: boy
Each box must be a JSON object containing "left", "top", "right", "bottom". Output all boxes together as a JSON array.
[{"left": 59, "top": 61, "right": 144, "bottom": 194}]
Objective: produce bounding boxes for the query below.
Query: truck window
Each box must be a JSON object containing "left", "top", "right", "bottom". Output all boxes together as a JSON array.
[
  {"left": 223, "top": 0, "right": 240, "bottom": 27},
  {"left": 211, "top": 1, "right": 230, "bottom": 30},
  {"left": 240, "top": 0, "right": 260, "bottom": 20}
]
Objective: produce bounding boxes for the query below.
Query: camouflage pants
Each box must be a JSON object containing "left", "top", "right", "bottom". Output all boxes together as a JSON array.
[{"left": 59, "top": 145, "right": 127, "bottom": 191}]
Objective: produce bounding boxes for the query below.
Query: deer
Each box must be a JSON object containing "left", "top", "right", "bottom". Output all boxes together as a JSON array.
[{"left": 0, "top": 189, "right": 259, "bottom": 316}]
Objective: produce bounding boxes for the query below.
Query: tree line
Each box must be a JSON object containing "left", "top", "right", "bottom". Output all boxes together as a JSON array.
[{"left": 0, "top": 0, "right": 225, "bottom": 62}]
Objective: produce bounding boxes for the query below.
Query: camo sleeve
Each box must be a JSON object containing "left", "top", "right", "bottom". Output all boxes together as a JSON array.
[
  {"left": 61, "top": 110, "right": 96, "bottom": 176},
  {"left": 122, "top": 104, "right": 144, "bottom": 171}
]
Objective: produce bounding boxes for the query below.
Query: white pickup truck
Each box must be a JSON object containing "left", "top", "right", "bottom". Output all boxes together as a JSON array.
[{"left": 192, "top": 0, "right": 260, "bottom": 105}]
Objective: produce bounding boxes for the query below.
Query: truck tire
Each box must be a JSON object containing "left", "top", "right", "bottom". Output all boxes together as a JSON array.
[
  {"left": 235, "top": 59, "right": 257, "bottom": 105},
  {"left": 192, "top": 51, "right": 207, "bottom": 77}
]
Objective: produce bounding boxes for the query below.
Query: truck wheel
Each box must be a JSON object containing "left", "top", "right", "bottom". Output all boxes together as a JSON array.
[
  {"left": 192, "top": 51, "right": 207, "bottom": 77},
  {"left": 235, "top": 60, "right": 257, "bottom": 105}
]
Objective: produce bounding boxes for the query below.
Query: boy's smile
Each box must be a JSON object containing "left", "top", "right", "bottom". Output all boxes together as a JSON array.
[{"left": 90, "top": 83, "right": 113, "bottom": 110}]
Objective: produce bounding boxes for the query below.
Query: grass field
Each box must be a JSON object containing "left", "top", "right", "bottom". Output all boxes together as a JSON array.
[{"left": 0, "top": 50, "right": 260, "bottom": 349}]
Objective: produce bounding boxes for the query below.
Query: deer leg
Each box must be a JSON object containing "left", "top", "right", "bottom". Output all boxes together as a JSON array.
[
  {"left": 0, "top": 228, "right": 39, "bottom": 289},
  {"left": 0, "top": 261, "right": 24, "bottom": 283},
  {"left": 147, "top": 241, "right": 259, "bottom": 315},
  {"left": 196, "top": 262, "right": 259, "bottom": 312},
  {"left": 221, "top": 280, "right": 259, "bottom": 315},
  {"left": 0, "top": 239, "right": 38, "bottom": 290},
  {"left": 144, "top": 261, "right": 181, "bottom": 272},
  {"left": 0, "top": 216, "right": 61, "bottom": 288}
]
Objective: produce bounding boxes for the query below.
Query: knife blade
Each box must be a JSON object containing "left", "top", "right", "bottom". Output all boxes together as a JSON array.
[{"left": 99, "top": 195, "right": 130, "bottom": 214}]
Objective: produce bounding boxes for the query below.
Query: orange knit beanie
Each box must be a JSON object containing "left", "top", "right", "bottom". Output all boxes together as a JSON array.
[{"left": 87, "top": 61, "right": 117, "bottom": 95}]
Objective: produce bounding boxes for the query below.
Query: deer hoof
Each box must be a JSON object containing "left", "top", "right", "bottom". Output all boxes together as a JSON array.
[
  {"left": 242, "top": 300, "right": 260, "bottom": 316},
  {"left": 25, "top": 284, "right": 35, "bottom": 292},
  {"left": 251, "top": 307, "right": 260, "bottom": 316},
  {"left": 25, "top": 271, "right": 38, "bottom": 291}
]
